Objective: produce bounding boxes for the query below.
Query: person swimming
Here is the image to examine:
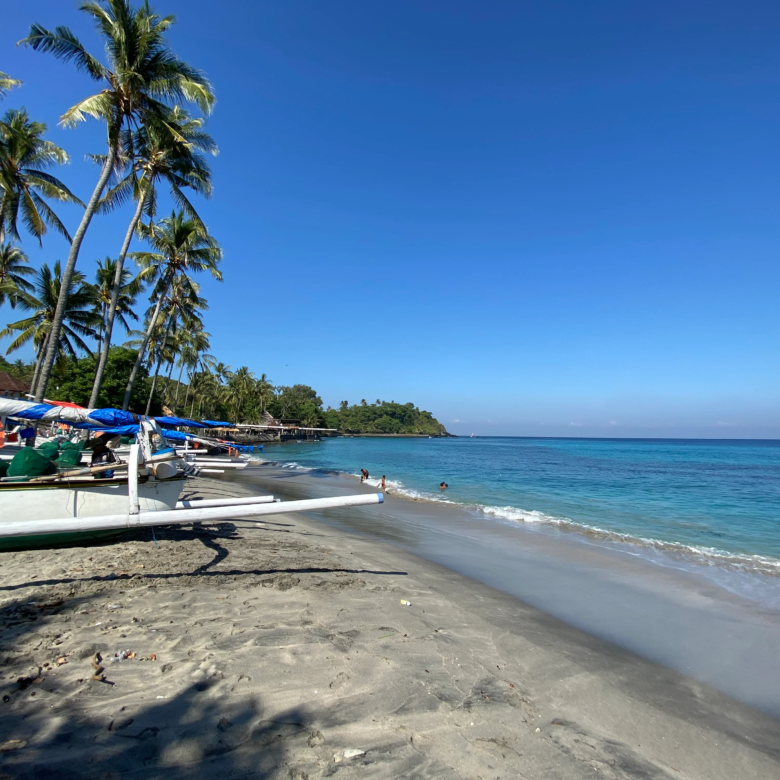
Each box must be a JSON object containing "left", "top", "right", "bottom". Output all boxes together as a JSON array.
[{"left": 439, "top": 482, "right": 448, "bottom": 491}]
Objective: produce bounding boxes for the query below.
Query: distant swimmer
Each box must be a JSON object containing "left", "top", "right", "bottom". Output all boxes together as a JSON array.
[{"left": 439, "top": 482, "right": 448, "bottom": 491}]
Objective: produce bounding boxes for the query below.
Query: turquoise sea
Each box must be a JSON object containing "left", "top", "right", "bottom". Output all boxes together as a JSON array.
[{"left": 259, "top": 436, "right": 780, "bottom": 599}]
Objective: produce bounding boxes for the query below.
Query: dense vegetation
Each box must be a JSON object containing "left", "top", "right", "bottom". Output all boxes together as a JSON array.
[{"left": 323, "top": 401, "right": 448, "bottom": 435}]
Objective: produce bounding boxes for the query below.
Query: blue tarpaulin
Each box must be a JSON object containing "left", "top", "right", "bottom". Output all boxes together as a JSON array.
[
  {"left": 155, "top": 416, "right": 208, "bottom": 428},
  {"left": 86, "top": 408, "right": 138, "bottom": 427},
  {"left": 202, "top": 420, "right": 235, "bottom": 428}
]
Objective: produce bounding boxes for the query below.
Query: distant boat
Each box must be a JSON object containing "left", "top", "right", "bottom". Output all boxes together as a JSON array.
[{"left": 471, "top": 433, "right": 475, "bottom": 437}]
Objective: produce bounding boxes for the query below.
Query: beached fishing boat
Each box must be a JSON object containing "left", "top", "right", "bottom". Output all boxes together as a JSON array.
[{"left": 0, "top": 399, "right": 384, "bottom": 550}]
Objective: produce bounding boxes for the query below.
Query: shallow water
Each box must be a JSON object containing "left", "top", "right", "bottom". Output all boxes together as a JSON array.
[{"left": 258, "top": 436, "right": 780, "bottom": 609}]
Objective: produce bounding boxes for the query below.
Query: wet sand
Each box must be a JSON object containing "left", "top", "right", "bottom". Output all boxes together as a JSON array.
[{"left": 0, "top": 474, "right": 778, "bottom": 779}]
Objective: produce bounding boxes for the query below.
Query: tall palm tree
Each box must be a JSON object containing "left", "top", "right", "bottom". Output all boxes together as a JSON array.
[
  {"left": 0, "top": 108, "right": 83, "bottom": 245},
  {"left": 142, "top": 275, "right": 206, "bottom": 414},
  {"left": 122, "top": 210, "right": 221, "bottom": 409},
  {"left": 173, "top": 326, "right": 213, "bottom": 412},
  {"left": 89, "top": 107, "right": 217, "bottom": 407},
  {"left": 91, "top": 256, "right": 145, "bottom": 354},
  {"left": 0, "top": 72, "right": 22, "bottom": 100},
  {"left": 222, "top": 366, "right": 255, "bottom": 422},
  {"left": 0, "top": 261, "right": 98, "bottom": 396},
  {"left": 0, "top": 242, "right": 35, "bottom": 308},
  {"left": 255, "top": 373, "right": 274, "bottom": 414},
  {"left": 22, "top": 0, "right": 216, "bottom": 402}
]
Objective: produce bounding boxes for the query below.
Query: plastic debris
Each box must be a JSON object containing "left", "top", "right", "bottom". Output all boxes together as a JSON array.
[
  {"left": 107, "top": 604, "right": 121, "bottom": 609},
  {"left": 400, "top": 600, "right": 411, "bottom": 606},
  {"left": 109, "top": 650, "right": 135, "bottom": 663}
]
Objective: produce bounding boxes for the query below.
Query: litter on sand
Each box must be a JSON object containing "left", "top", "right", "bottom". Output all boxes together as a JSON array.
[{"left": 400, "top": 600, "right": 412, "bottom": 606}]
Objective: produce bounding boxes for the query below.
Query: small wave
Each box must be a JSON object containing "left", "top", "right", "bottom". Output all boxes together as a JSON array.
[
  {"left": 475, "top": 504, "right": 780, "bottom": 578},
  {"left": 262, "top": 458, "right": 780, "bottom": 579}
]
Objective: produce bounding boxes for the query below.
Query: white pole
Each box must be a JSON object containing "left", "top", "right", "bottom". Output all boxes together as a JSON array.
[
  {"left": 128, "top": 444, "right": 140, "bottom": 516},
  {"left": 175, "top": 495, "right": 275, "bottom": 510},
  {"left": 0, "top": 493, "right": 384, "bottom": 538}
]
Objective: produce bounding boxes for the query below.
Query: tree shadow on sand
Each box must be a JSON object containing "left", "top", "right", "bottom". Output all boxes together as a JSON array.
[{"left": 0, "top": 674, "right": 317, "bottom": 779}]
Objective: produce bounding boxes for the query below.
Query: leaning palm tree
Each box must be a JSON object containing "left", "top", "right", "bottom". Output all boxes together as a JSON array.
[
  {"left": 91, "top": 256, "right": 145, "bottom": 354},
  {"left": 0, "top": 242, "right": 35, "bottom": 308},
  {"left": 122, "top": 210, "right": 221, "bottom": 410},
  {"left": 0, "top": 261, "right": 98, "bottom": 396},
  {"left": 0, "top": 71, "right": 22, "bottom": 100},
  {"left": 0, "top": 108, "right": 83, "bottom": 245},
  {"left": 89, "top": 107, "right": 217, "bottom": 407},
  {"left": 22, "top": 0, "right": 216, "bottom": 402}
]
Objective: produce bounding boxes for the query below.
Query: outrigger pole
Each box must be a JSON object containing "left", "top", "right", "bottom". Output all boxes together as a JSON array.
[{"left": 0, "top": 492, "right": 384, "bottom": 540}]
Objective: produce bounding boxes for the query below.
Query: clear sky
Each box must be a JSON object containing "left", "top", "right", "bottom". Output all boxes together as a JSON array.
[{"left": 1, "top": 0, "right": 779, "bottom": 438}]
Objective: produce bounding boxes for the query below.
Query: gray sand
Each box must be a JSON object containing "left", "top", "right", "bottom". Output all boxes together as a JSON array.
[{"left": 0, "top": 475, "right": 778, "bottom": 779}]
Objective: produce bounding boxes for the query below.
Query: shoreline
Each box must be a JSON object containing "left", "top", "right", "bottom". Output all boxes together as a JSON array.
[
  {"left": 0, "top": 474, "right": 778, "bottom": 778},
  {"left": 228, "top": 462, "right": 780, "bottom": 719}
]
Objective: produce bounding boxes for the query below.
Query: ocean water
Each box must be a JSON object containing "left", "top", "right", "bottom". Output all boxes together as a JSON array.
[{"left": 258, "top": 436, "right": 780, "bottom": 605}]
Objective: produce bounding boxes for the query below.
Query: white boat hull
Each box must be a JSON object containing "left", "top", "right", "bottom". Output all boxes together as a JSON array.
[{"left": 0, "top": 477, "right": 185, "bottom": 524}]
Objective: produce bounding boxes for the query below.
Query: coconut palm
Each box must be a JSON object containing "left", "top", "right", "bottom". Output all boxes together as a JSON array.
[
  {"left": 255, "top": 373, "right": 274, "bottom": 414},
  {"left": 142, "top": 275, "right": 206, "bottom": 414},
  {"left": 91, "top": 256, "right": 145, "bottom": 354},
  {"left": 222, "top": 366, "right": 255, "bottom": 422},
  {"left": 0, "top": 72, "right": 22, "bottom": 100},
  {"left": 22, "top": 0, "right": 216, "bottom": 401},
  {"left": 0, "top": 242, "right": 35, "bottom": 308},
  {"left": 121, "top": 210, "right": 221, "bottom": 410},
  {"left": 0, "top": 261, "right": 98, "bottom": 396},
  {"left": 174, "top": 326, "right": 213, "bottom": 412},
  {"left": 89, "top": 107, "right": 217, "bottom": 407},
  {"left": 0, "top": 108, "right": 83, "bottom": 245}
]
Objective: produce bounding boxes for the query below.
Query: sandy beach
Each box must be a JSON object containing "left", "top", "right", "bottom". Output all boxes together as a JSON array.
[{"left": 1, "top": 473, "right": 779, "bottom": 779}]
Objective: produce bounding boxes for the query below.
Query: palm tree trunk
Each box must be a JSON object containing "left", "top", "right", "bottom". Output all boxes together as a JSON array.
[
  {"left": 145, "top": 358, "right": 164, "bottom": 416},
  {"left": 35, "top": 128, "right": 120, "bottom": 403},
  {"left": 144, "top": 315, "right": 173, "bottom": 415},
  {"left": 29, "top": 333, "right": 50, "bottom": 400},
  {"left": 89, "top": 189, "right": 148, "bottom": 408},
  {"left": 173, "top": 361, "right": 186, "bottom": 411},
  {"left": 183, "top": 370, "right": 193, "bottom": 412},
  {"left": 122, "top": 275, "right": 171, "bottom": 411}
]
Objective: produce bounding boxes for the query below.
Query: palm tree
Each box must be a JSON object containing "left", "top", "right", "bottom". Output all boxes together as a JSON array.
[
  {"left": 0, "top": 72, "right": 22, "bottom": 100},
  {"left": 173, "top": 326, "right": 213, "bottom": 412},
  {"left": 255, "top": 373, "right": 274, "bottom": 414},
  {"left": 91, "top": 256, "right": 145, "bottom": 354},
  {"left": 0, "top": 108, "right": 83, "bottom": 245},
  {"left": 89, "top": 107, "right": 217, "bottom": 407},
  {"left": 222, "top": 366, "right": 255, "bottom": 422},
  {"left": 142, "top": 275, "right": 206, "bottom": 414},
  {"left": 122, "top": 210, "right": 221, "bottom": 409},
  {"left": 0, "top": 261, "right": 98, "bottom": 396},
  {"left": 0, "top": 243, "right": 35, "bottom": 308},
  {"left": 22, "top": 0, "right": 216, "bottom": 402}
]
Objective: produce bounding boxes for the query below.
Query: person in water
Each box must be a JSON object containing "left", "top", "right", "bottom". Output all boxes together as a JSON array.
[
  {"left": 91, "top": 439, "right": 118, "bottom": 478},
  {"left": 380, "top": 475, "right": 387, "bottom": 493},
  {"left": 439, "top": 482, "right": 448, "bottom": 491},
  {"left": 361, "top": 469, "right": 369, "bottom": 482}
]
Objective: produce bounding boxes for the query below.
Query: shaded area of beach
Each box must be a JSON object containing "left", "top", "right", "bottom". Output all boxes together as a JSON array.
[{"left": 0, "top": 474, "right": 778, "bottom": 779}]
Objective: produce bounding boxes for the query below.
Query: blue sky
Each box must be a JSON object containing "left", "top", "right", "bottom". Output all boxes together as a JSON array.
[{"left": 1, "top": 0, "right": 779, "bottom": 437}]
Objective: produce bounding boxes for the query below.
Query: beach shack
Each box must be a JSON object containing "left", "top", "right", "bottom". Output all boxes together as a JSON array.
[{"left": 0, "top": 372, "right": 30, "bottom": 400}]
